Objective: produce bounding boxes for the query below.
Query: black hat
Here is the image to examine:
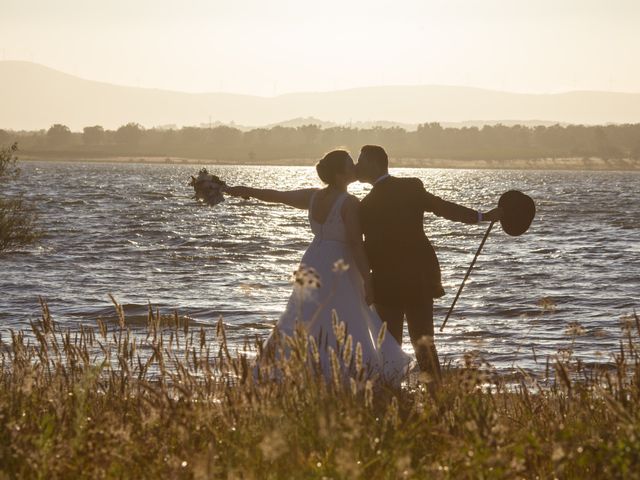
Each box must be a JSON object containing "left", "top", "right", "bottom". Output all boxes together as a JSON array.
[{"left": 498, "top": 190, "right": 535, "bottom": 236}]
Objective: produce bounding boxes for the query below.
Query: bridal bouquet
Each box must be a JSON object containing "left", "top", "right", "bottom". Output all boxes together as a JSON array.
[{"left": 189, "top": 168, "right": 226, "bottom": 205}]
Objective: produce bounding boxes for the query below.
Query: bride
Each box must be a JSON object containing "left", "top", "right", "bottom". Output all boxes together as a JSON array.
[{"left": 224, "top": 150, "right": 410, "bottom": 384}]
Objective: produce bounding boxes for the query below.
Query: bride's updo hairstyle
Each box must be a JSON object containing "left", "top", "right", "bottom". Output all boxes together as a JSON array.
[{"left": 316, "top": 150, "right": 350, "bottom": 186}]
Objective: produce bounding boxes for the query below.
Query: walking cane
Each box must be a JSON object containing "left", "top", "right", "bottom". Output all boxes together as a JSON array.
[{"left": 440, "top": 190, "right": 536, "bottom": 332}]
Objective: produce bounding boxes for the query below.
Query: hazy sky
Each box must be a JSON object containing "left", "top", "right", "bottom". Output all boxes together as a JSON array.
[{"left": 2, "top": 0, "right": 640, "bottom": 96}]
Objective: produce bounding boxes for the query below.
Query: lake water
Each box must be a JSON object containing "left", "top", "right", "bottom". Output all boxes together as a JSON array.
[{"left": 1, "top": 161, "right": 639, "bottom": 375}]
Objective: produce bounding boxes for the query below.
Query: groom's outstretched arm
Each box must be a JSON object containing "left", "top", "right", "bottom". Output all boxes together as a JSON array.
[
  {"left": 224, "top": 186, "right": 317, "bottom": 209},
  {"left": 413, "top": 179, "right": 479, "bottom": 224}
]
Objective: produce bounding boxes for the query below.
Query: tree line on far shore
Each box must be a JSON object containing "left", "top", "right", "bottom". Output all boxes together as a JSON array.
[{"left": 2, "top": 122, "right": 640, "bottom": 163}]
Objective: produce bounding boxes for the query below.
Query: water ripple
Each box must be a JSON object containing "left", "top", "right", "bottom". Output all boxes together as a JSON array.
[{"left": 1, "top": 161, "right": 639, "bottom": 374}]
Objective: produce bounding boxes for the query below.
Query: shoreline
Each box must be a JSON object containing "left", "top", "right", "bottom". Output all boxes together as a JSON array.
[{"left": 18, "top": 154, "right": 640, "bottom": 171}]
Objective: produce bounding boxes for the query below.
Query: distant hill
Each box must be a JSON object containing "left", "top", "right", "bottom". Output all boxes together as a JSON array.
[
  {"left": 266, "top": 118, "right": 421, "bottom": 131},
  {"left": 223, "top": 117, "right": 564, "bottom": 132},
  {"left": 1, "top": 61, "right": 640, "bottom": 130}
]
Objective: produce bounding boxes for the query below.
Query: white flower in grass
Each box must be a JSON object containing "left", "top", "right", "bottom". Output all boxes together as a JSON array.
[
  {"left": 565, "top": 321, "right": 586, "bottom": 336},
  {"left": 291, "top": 264, "right": 321, "bottom": 289},
  {"left": 332, "top": 259, "right": 350, "bottom": 273}
]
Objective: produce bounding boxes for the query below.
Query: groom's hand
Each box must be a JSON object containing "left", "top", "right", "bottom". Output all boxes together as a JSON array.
[{"left": 482, "top": 207, "right": 503, "bottom": 222}]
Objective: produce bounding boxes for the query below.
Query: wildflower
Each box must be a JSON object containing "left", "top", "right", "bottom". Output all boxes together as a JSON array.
[
  {"left": 364, "top": 380, "right": 373, "bottom": 408},
  {"left": 350, "top": 377, "right": 357, "bottom": 396},
  {"left": 291, "top": 264, "right": 321, "bottom": 289},
  {"left": 342, "top": 334, "right": 353, "bottom": 364},
  {"left": 355, "top": 342, "right": 363, "bottom": 374},
  {"left": 259, "top": 431, "right": 288, "bottom": 461},
  {"left": 332, "top": 310, "right": 346, "bottom": 346},
  {"left": 309, "top": 335, "right": 320, "bottom": 365},
  {"left": 551, "top": 445, "right": 565, "bottom": 461},
  {"left": 537, "top": 297, "right": 556, "bottom": 311},
  {"left": 396, "top": 455, "right": 412, "bottom": 478},
  {"left": 386, "top": 396, "right": 399, "bottom": 428},
  {"left": 557, "top": 348, "right": 573, "bottom": 362},
  {"left": 332, "top": 259, "right": 350, "bottom": 273},
  {"left": 620, "top": 314, "right": 635, "bottom": 332},
  {"left": 510, "top": 457, "right": 525, "bottom": 471},
  {"left": 464, "top": 420, "right": 478, "bottom": 432},
  {"left": 594, "top": 328, "right": 608, "bottom": 338},
  {"left": 335, "top": 448, "right": 361, "bottom": 477},
  {"left": 329, "top": 347, "right": 341, "bottom": 389},
  {"left": 565, "top": 321, "right": 586, "bottom": 336},
  {"left": 377, "top": 322, "right": 387, "bottom": 349}
]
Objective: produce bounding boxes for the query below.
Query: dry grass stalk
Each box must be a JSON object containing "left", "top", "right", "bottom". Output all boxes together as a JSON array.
[{"left": 0, "top": 298, "right": 639, "bottom": 478}]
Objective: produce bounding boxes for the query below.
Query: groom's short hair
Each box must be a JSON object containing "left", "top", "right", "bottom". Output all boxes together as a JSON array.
[{"left": 361, "top": 145, "right": 388, "bottom": 170}]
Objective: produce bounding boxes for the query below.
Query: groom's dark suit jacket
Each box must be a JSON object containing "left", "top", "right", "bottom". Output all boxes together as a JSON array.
[{"left": 360, "top": 176, "right": 478, "bottom": 307}]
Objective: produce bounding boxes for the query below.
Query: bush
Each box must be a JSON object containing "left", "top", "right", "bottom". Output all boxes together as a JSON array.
[{"left": 0, "top": 143, "right": 40, "bottom": 253}]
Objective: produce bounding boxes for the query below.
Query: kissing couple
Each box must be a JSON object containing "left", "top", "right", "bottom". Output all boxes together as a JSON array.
[{"left": 224, "top": 145, "right": 501, "bottom": 387}]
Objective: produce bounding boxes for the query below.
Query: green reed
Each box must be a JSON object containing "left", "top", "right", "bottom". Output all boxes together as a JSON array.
[{"left": 1, "top": 298, "right": 639, "bottom": 479}]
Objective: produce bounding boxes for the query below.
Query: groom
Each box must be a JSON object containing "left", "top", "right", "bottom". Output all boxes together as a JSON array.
[{"left": 356, "top": 145, "right": 501, "bottom": 384}]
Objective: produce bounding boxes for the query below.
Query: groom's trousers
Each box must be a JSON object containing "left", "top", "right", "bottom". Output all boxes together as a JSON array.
[{"left": 374, "top": 298, "right": 442, "bottom": 381}]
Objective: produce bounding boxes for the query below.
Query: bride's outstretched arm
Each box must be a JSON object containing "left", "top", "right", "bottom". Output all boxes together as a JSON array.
[
  {"left": 224, "top": 186, "right": 317, "bottom": 209},
  {"left": 343, "top": 196, "right": 375, "bottom": 305}
]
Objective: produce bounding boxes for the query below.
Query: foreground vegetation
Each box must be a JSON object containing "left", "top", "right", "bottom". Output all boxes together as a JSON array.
[{"left": 1, "top": 300, "right": 639, "bottom": 479}]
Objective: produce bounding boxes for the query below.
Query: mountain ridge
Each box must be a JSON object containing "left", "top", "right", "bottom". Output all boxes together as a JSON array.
[{"left": 2, "top": 61, "right": 640, "bottom": 130}]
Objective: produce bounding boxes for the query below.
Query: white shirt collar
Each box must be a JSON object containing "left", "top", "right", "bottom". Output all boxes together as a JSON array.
[{"left": 373, "top": 173, "right": 390, "bottom": 185}]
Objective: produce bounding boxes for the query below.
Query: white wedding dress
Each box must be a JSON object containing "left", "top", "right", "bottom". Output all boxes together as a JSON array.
[{"left": 261, "top": 190, "right": 411, "bottom": 385}]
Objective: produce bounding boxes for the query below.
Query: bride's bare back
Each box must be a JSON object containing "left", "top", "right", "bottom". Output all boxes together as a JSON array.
[{"left": 310, "top": 188, "right": 348, "bottom": 224}]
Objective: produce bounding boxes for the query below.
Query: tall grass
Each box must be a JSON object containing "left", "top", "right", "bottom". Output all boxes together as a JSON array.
[{"left": 1, "top": 299, "right": 639, "bottom": 479}]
